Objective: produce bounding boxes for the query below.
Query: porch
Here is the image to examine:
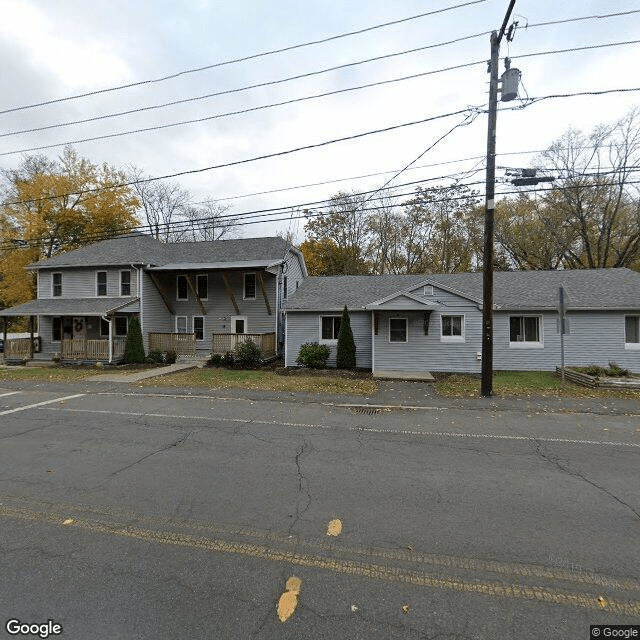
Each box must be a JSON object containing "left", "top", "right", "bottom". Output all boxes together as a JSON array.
[{"left": 61, "top": 338, "right": 126, "bottom": 362}]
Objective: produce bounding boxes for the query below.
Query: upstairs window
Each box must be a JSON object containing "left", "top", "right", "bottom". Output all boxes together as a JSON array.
[
  {"left": 52, "top": 273, "right": 62, "bottom": 297},
  {"left": 244, "top": 273, "right": 256, "bottom": 299},
  {"left": 120, "top": 270, "right": 131, "bottom": 296},
  {"left": 320, "top": 316, "right": 341, "bottom": 341},
  {"left": 96, "top": 271, "right": 107, "bottom": 296},
  {"left": 509, "top": 316, "right": 542, "bottom": 346},
  {"left": 196, "top": 274, "right": 208, "bottom": 300},
  {"left": 176, "top": 275, "right": 188, "bottom": 300}
]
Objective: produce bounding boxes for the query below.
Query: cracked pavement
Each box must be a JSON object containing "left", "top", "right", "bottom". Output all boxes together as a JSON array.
[{"left": 0, "top": 381, "right": 639, "bottom": 639}]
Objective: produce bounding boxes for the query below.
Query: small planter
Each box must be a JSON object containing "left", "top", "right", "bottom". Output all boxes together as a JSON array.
[{"left": 556, "top": 367, "right": 640, "bottom": 390}]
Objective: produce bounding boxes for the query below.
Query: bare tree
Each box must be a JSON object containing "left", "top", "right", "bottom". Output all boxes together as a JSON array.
[{"left": 178, "top": 198, "right": 237, "bottom": 242}]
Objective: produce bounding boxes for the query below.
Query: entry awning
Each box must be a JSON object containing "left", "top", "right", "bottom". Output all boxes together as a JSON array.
[
  {"left": 1, "top": 297, "right": 140, "bottom": 317},
  {"left": 364, "top": 291, "right": 441, "bottom": 311}
]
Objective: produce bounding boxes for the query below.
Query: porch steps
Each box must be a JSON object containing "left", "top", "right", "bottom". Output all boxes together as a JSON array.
[{"left": 373, "top": 370, "right": 435, "bottom": 382}]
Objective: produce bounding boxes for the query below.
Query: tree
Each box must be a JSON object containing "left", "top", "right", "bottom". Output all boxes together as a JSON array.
[
  {"left": 303, "top": 191, "right": 373, "bottom": 275},
  {"left": 124, "top": 316, "right": 146, "bottom": 364},
  {"left": 336, "top": 305, "right": 356, "bottom": 369},
  {"left": 299, "top": 237, "right": 370, "bottom": 276},
  {"left": 0, "top": 147, "right": 138, "bottom": 308},
  {"left": 179, "top": 198, "right": 237, "bottom": 242}
]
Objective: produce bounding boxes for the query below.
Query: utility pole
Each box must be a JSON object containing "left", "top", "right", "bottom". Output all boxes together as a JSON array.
[{"left": 480, "top": 0, "right": 517, "bottom": 397}]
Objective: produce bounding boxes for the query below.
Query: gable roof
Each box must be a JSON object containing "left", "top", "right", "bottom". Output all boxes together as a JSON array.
[
  {"left": 284, "top": 268, "right": 640, "bottom": 312},
  {"left": 29, "top": 235, "right": 293, "bottom": 270}
]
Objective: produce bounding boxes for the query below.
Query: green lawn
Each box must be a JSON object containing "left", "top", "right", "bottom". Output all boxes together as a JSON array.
[
  {"left": 0, "top": 366, "right": 108, "bottom": 381},
  {"left": 140, "top": 367, "right": 378, "bottom": 395},
  {"left": 435, "top": 370, "right": 640, "bottom": 399}
]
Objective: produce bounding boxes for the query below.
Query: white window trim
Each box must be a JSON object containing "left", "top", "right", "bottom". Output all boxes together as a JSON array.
[
  {"left": 119, "top": 270, "right": 132, "bottom": 297},
  {"left": 175, "top": 315, "right": 188, "bottom": 333},
  {"left": 423, "top": 285, "right": 434, "bottom": 296},
  {"left": 176, "top": 275, "right": 188, "bottom": 301},
  {"left": 196, "top": 274, "right": 208, "bottom": 301},
  {"left": 389, "top": 317, "right": 408, "bottom": 344},
  {"left": 96, "top": 270, "right": 108, "bottom": 297},
  {"left": 440, "top": 314, "right": 465, "bottom": 343},
  {"left": 52, "top": 272, "right": 62, "bottom": 297},
  {"left": 319, "top": 315, "right": 341, "bottom": 343},
  {"left": 231, "top": 315, "right": 248, "bottom": 334},
  {"left": 508, "top": 314, "right": 544, "bottom": 348},
  {"left": 193, "top": 315, "right": 205, "bottom": 341},
  {"left": 624, "top": 315, "right": 640, "bottom": 349},
  {"left": 243, "top": 272, "right": 257, "bottom": 300}
]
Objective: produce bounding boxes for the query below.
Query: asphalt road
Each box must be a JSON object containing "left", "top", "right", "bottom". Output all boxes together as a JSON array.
[{"left": 0, "top": 382, "right": 639, "bottom": 639}]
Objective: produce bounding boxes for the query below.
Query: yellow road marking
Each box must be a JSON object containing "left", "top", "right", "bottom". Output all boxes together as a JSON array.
[
  {"left": 327, "top": 519, "right": 342, "bottom": 537},
  {"left": 0, "top": 494, "right": 638, "bottom": 594},
  {"left": 277, "top": 576, "right": 302, "bottom": 622},
  {"left": 1, "top": 504, "right": 639, "bottom": 617}
]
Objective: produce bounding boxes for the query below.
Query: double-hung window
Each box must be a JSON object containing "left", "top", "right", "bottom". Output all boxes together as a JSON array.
[
  {"left": 120, "top": 270, "right": 131, "bottom": 296},
  {"left": 196, "top": 275, "right": 208, "bottom": 300},
  {"left": 320, "top": 316, "right": 341, "bottom": 341},
  {"left": 509, "top": 315, "right": 542, "bottom": 346},
  {"left": 176, "top": 275, "right": 188, "bottom": 300},
  {"left": 244, "top": 273, "right": 256, "bottom": 300},
  {"left": 625, "top": 316, "right": 640, "bottom": 348},
  {"left": 441, "top": 315, "right": 464, "bottom": 342},
  {"left": 96, "top": 271, "right": 107, "bottom": 296},
  {"left": 52, "top": 273, "right": 62, "bottom": 297},
  {"left": 389, "top": 318, "right": 408, "bottom": 343},
  {"left": 176, "top": 316, "right": 188, "bottom": 333}
]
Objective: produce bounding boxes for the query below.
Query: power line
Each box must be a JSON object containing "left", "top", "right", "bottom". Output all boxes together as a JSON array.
[
  {"left": 510, "top": 39, "right": 640, "bottom": 61},
  {"left": 0, "top": 0, "right": 486, "bottom": 115},
  {"left": 2, "top": 107, "right": 477, "bottom": 206},
  {"left": 0, "top": 62, "right": 486, "bottom": 157}
]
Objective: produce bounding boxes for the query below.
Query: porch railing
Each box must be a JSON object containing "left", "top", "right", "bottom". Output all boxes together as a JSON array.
[
  {"left": 148, "top": 332, "right": 196, "bottom": 356},
  {"left": 211, "top": 332, "right": 276, "bottom": 358},
  {"left": 61, "top": 338, "right": 126, "bottom": 361},
  {"left": 5, "top": 338, "right": 33, "bottom": 360}
]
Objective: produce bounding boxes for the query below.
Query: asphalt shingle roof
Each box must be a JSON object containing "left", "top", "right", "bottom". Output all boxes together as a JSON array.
[
  {"left": 1, "top": 297, "right": 139, "bottom": 317},
  {"left": 30, "top": 235, "right": 291, "bottom": 269},
  {"left": 284, "top": 269, "right": 640, "bottom": 312}
]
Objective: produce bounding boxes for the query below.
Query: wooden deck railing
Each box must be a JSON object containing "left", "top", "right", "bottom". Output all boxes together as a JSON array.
[
  {"left": 211, "top": 332, "right": 276, "bottom": 357},
  {"left": 148, "top": 332, "right": 196, "bottom": 356},
  {"left": 5, "top": 338, "right": 33, "bottom": 360},
  {"left": 61, "top": 338, "right": 126, "bottom": 361}
]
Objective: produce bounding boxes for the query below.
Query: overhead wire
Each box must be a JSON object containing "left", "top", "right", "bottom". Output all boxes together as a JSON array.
[{"left": 0, "top": 0, "right": 487, "bottom": 115}]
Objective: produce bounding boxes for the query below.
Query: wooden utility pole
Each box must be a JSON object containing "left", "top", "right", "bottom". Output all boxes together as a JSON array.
[{"left": 481, "top": 0, "right": 516, "bottom": 397}]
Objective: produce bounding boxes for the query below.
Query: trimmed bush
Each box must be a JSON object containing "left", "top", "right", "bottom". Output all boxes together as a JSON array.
[
  {"left": 222, "top": 351, "right": 235, "bottom": 367},
  {"left": 233, "top": 339, "right": 263, "bottom": 368},
  {"left": 146, "top": 349, "right": 164, "bottom": 364},
  {"left": 296, "top": 342, "right": 330, "bottom": 369},
  {"left": 336, "top": 305, "right": 356, "bottom": 369},
  {"left": 209, "top": 353, "right": 223, "bottom": 367},
  {"left": 124, "top": 316, "right": 146, "bottom": 364}
]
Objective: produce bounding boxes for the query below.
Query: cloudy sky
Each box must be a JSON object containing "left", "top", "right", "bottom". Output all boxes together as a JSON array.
[{"left": 1, "top": 0, "right": 639, "bottom": 240}]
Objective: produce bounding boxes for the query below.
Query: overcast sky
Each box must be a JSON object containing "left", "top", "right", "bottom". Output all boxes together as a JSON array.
[{"left": 1, "top": 0, "right": 639, "bottom": 241}]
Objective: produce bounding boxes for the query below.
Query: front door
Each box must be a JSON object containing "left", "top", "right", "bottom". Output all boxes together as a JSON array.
[
  {"left": 73, "top": 317, "right": 86, "bottom": 340},
  {"left": 231, "top": 316, "right": 247, "bottom": 334}
]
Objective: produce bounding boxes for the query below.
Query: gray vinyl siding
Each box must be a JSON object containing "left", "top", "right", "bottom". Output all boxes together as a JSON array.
[
  {"left": 493, "top": 310, "right": 640, "bottom": 373},
  {"left": 283, "top": 251, "right": 306, "bottom": 300},
  {"left": 38, "top": 267, "right": 138, "bottom": 299},
  {"left": 285, "top": 311, "right": 372, "bottom": 369},
  {"left": 373, "top": 307, "right": 482, "bottom": 373},
  {"left": 144, "top": 269, "right": 278, "bottom": 354}
]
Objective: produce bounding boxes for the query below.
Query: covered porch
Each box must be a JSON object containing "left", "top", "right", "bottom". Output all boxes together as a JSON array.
[{"left": 1, "top": 297, "right": 139, "bottom": 364}]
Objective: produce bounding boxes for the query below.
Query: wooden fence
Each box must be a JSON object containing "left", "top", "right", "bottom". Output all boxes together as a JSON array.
[
  {"left": 148, "top": 332, "right": 196, "bottom": 356},
  {"left": 211, "top": 332, "right": 276, "bottom": 358},
  {"left": 555, "top": 366, "right": 640, "bottom": 390},
  {"left": 61, "top": 338, "right": 126, "bottom": 361},
  {"left": 4, "top": 338, "right": 33, "bottom": 360}
]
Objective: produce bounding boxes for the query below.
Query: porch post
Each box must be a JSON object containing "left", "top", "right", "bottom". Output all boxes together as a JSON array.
[
  {"left": 29, "top": 316, "right": 34, "bottom": 359},
  {"left": 108, "top": 316, "right": 113, "bottom": 364}
]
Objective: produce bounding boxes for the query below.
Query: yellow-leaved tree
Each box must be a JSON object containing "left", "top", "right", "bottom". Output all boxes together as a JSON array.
[{"left": 0, "top": 147, "right": 139, "bottom": 309}]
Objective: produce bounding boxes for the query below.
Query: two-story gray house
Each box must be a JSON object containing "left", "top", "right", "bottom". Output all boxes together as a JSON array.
[
  {"left": 283, "top": 269, "right": 640, "bottom": 376},
  {"left": 1, "top": 234, "right": 306, "bottom": 363}
]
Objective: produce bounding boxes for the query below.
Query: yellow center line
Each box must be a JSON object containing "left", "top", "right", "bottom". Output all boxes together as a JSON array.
[{"left": 1, "top": 504, "right": 638, "bottom": 617}]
